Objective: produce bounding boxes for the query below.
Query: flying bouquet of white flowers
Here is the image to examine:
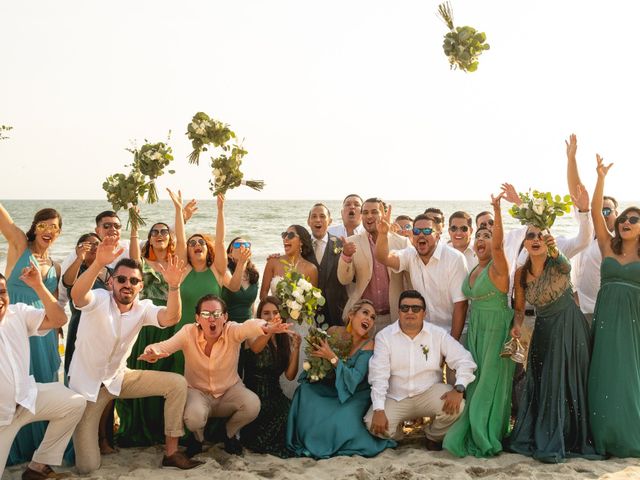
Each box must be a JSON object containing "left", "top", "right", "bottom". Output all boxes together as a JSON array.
[
  {"left": 302, "top": 326, "right": 352, "bottom": 383},
  {"left": 209, "top": 143, "right": 264, "bottom": 196},
  {"left": 508, "top": 190, "right": 573, "bottom": 230},
  {"left": 102, "top": 169, "right": 147, "bottom": 230},
  {"left": 438, "top": 2, "right": 490, "bottom": 72},
  {"left": 275, "top": 261, "right": 325, "bottom": 325},
  {"left": 186, "top": 112, "right": 235, "bottom": 165},
  {"left": 128, "top": 139, "right": 175, "bottom": 204}
]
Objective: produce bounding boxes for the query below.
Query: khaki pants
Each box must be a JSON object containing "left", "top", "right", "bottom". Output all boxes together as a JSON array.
[
  {"left": 0, "top": 383, "right": 86, "bottom": 475},
  {"left": 183, "top": 382, "right": 260, "bottom": 441},
  {"left": 364, "top": 383, "right": 464, "bottom": 442},
  {"left": 73, "top": 369, "right": 187, "bottom": 474}
]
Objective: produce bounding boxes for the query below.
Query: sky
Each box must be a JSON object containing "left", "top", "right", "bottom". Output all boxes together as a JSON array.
[{"left": 1, "top": 0, "right": 638, "bottom": 201}]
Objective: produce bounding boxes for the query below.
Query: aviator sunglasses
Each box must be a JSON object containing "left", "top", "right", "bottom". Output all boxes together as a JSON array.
[
  {"left": 199, "top": 310, "right": 224, "bottom": 319},
  {"left": 449, "top": 225, "right": 469, "bottom": 233},
  {"left": 188, "top": 238, "right": 207, "bottom": 247},
  {"left": 100, "top": 222, "right": 122, "bottom": 230},
  {"left": 114, "top": 275, "right": 142, "bottom": 286},
  {"left": 35, "top": 223, "right": 60, "bottom": 233},
  {"left": 150, "top": 228, "right": 170, "bottom": 237},
  {"left": 399, "top": 304, "right": 425, "bottom": 313},
  {"left": 232, "top": 241, "right": 251, "bottom": 249},
  {"left": 618, "top": 215, "right": 640, "bottom": 225},
  {"left": 412, "top": 227, "right": 433, "bottom": 236}
]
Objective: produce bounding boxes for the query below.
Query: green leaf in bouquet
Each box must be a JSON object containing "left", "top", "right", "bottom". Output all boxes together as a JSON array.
[{"left": 563, "top": 194, "right": 571, "bottom": 203}]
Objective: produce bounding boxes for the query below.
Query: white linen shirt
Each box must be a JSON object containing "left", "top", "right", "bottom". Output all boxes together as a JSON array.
[
  {"left": 572, "top": 237, "right": 601, "bottom": 314},
  {"left": 0, "top": 303, "right": 47, "bottom": 426},
  {"left": 369, "top": 321, "right": 476, "bottom": 411},
  {"left": 68, "top": 289, "right": 163, "bottom": 402},
  {"left": 391, "top": 242, "right": 468, "bottom": 330},
  {"left": 327, "top": 223, "right": 364, "bottom": 239}
]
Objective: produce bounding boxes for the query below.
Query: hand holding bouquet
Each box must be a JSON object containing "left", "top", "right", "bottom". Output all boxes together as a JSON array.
[
  {"left": 438, "top": 2, "right": 490, "bottom": 72},
  {"left": 275, "top": 261, "right": 325, "bottom": 325},
  {"left": 302, "top": 326, "right": 352, "bottom": 383}
]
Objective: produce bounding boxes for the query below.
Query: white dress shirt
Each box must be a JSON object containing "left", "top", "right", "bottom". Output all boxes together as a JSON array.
[
  {"left": 448, "top": 242, "right": 478, "bottom": 270},
  {"left": 391, "top": 242, "right": 468, "bottom": 330},
  {"left": 0, "top": 304, "right": 47, "bottom": 426},
  {"left": 68, "top": 289, "right": 163, "bottom": 402},
  {"left": 572, "top": 237, "right": 601, "bottom": 314},
  {"left": 327, "top": 223, "right": 364, "bottom": 239},
  {"left": 368, "top": 321, "right": 476, "bottom": 411}
]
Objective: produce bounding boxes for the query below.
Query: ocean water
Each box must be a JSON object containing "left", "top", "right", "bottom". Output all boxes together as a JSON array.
[{"left": 1, "top": 198, "right": 623, "bottom": 276}]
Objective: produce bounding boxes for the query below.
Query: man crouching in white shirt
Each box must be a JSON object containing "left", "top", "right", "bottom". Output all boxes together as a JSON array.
[
  {"left": 365, "top": 290, "right": 476, "bottom": 450},
  {"left": 69, "top": 237, "right": 201, "bottom": 473},
  {"left": 0, "top": 268, "right": 86, "bottom": 479}
]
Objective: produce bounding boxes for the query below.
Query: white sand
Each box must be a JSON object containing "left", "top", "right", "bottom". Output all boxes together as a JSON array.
[{"left": 3, "top": 440, "right": 639, "bottom": 480}]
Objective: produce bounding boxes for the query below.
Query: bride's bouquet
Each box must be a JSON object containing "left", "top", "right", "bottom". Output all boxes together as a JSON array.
[
  {"left": 128, "top": 138, "right": 175, "bottom": 204},
  {"left": 508, "top": 190, "right": 572, "bottom": 231},
  {"left": 186, "top": 112, "right": 265, "bottom": 196},
  {"left": 437, "top": 2, "right": 490, "bottom": 72},
  {"left": 275, "top": 262, "right": 325, "bottom": 325},
  {"left": 302, "top": 326, "right": 352, "bottom": 383},
  {"left": 102, "top": 169, "right": 147, "bottom": 230}
]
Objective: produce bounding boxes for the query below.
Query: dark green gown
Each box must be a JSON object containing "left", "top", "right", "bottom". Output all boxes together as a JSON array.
[
  {"left": 286, "top": 347, "right": 396, "bottom": 459},
  {"left": 240, "top": 343, "right": 291, "bottom": 458},
  {"left": 444, "top": 261, "right": 515, "bottom": 457},
  {"left": 115, "top": 259, "right": 170, "bottom": 446},
  {"left": 506, "top": 254, "right": 601, "bottom": 463},
  {"left": 588, "top": 257, "right": 640, "bottom": 457},
  {"left": 222, "top": 282, "right": 258, "bottom": 323}
]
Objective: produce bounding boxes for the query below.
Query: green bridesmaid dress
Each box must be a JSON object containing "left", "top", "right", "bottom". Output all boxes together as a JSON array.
[
  {"left": 444, "top": 261, "right": 515, "bottom": 457},
  {"left": 588, "top": 257, "right": 640, "bottom": 457}
]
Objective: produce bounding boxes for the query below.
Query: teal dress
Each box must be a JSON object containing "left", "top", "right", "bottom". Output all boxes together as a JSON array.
[
  {"left": 286, "top": 347, "right": 396, "bottom": 458},
  {"left": 7, "top": 249, "right": 60, "bottom": 465},
  {"left": 506, "top": 254, "right": 600, "bottom": 463},
  {"left": 222, "top": 282, "right": 258, "bottom": 322},
  {"left": 588, "top": 258, "right": 640, "bottom": 457},
  {"left": 444, "top": 261, "right": 515, "bottom": 457},
  {"left": 116, "top": 259, "right": 170, "bottom": 446}
]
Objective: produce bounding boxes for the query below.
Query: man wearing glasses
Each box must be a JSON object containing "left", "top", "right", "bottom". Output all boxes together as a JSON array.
[
  {"left": 68, "top": 237, "right": 201, "bottom": 472},
  {"left": 447, "top": 211, "right": 477, "bottom": 269},
  {"left": 365, "top": 290, "right": 476, "bottom": 450}
]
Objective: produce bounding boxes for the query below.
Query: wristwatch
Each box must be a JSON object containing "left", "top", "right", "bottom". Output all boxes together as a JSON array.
[
  {"left": 330, "top": 356, "right": 338, "bottom": 366},
  {"left": 454, "top": 384, "right": 465, "bottom": 394}
]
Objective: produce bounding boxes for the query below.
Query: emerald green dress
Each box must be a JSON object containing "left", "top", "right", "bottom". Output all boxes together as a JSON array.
[
  {"left": 115, "top": 259, "right": 170, "bottom": 446},
  {"left": 222, "top": 282, "right": 258, "bottom": 322},
  {"left": 443, "top": 261, "right": 515, "bottom": 457},
  {"left": 286, "top": 347, "right": 396, "bottom": 458},
  {"left": 506, "top": 254, "right": 600, "bottom": 463},
  {"left": 588, "top": 257, "right": 640, "bottom": 457}
]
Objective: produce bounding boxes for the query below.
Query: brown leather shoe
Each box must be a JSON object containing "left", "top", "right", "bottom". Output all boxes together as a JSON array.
[
  {"left": 22, "top": 465, "right": 68, "bottom": 480},
  {"left": 162, "top": 451, "right": 204, "bottom": 470}
]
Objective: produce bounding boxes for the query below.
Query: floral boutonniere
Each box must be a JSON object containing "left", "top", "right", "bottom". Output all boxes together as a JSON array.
[
  {"left": 332, "top": 238, "right": 343, "bottom": 255},
  {"left": 420, "top": 344, "right": 429, "bottom": 362}
]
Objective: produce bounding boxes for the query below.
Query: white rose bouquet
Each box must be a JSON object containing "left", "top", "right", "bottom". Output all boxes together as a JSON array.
[
  {"left": 508, "top": 190, "right": 573, "bottom": 231},
  {"left": 102, "top": 169, "right": 147, "bottom": 230},
  {"left": 275, "top": 262, "right": 325, "bottom": 325},
  {"left": 437, "top": 2, "right": 490, "bottom": 73},
  {"left": 303, "top": 326, "right": 352, "bottom": 383},
  {"left": 128, "top": 138, "right": 175, "bottom": 204}
]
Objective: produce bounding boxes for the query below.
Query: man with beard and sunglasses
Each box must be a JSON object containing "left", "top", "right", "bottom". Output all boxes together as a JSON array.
[{"left": 68, "top": 237, "right": 202, "bottom": 473}]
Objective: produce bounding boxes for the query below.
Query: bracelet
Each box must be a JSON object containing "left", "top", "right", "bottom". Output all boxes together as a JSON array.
[{"left": 168, "top": 285, "right": 180, "bottom": 291}]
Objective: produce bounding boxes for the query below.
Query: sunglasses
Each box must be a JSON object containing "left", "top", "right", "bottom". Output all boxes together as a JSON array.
[
  {"left": 35, "top": 223, "right": 60, "bottom": 233},
  {"left": 114, "top": 275, "right": 142, "bottom": 286},
  {"left": 188, "top": 238, "right": 207, "bottom": 247},
  {"left": 479, "top": 219, "right": 495, "bottom": 229},
  {"left": 449, "top": 225, "right": 469, "bottom": 233},
  {"left": 199, "top": 310, "right": 224, "bottom": 319},
  {"left": 232, "top": 241, "right": 251, "bottom": 249},
  {"left": 150, "top": 228, "right": 170, "bottom": 237},
  {"left": 101, "top": 222, "right": 122, "bottom": 230},
  {"left": 412, "top": 227, "right": 433, "bottom": 236},
  {"left": 525, "top": 232, "right": 544, "bottom": 241},
  {"left": 618, "top": 215, "right": 640, "bottom": 225},
  {"left": 602, "top": 207, "right": 612, "bottom": 217},
  {"left": 399, "top": 304, "right": 425, "bottom": 313},
  {"left": 281, "top": 231, "right": 298, "bottom": 240},
  {"left": 398, "top": 224, "right": 413, "bottom": 230}
]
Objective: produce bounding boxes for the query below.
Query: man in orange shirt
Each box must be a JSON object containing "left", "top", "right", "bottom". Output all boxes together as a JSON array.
[{"left": 140, "top": 294, "right": 290, "bottom": 456}]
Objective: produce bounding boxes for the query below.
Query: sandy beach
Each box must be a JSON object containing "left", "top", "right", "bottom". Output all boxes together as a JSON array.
[{"left": 3, "top": 438, "right": 640, "bottom": 480}]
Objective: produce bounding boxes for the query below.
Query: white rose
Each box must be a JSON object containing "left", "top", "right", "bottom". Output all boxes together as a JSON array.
[
  {"left": 194, "top": 126, "right": 206, "bottom": 135},
  {"left": 312, "top": 290, "right": 321, "bottom": 299},
  {"left": 532, "top": 199, "right": 545, "bottom": 215},
  {"left": 151, "top": 152, "right": 162, "bottom": 160},
  {"left": 298, "top": 279, "right": 312, "bottom": 292},
  {"left": 310, "top": 374, "right": 319, "bottom": 382},
  {"left": 213, "top": 168, "right": 221, "bottom": 177},
  {"left": 290, "top": 309, "right": 300, "bottom": 320},
  {"left": 291, "top": 301, "right": 302, "bottom": 311},
  {"left": 302, "top": 361, "right": 311, "bottom": 371},
  {"left": 293, "top": 292, "right": 305, "bottom": 304}
]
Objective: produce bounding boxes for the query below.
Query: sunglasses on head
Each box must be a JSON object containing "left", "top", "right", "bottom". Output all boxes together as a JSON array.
[
  {"left": 101, "top": 222, "right": 122, "bottom": 230},
  {"left": 199, "top": 310, "right": 224, "bottom": 319},
  {"left": 618, "top": 215, "right": 640, "bottom": 225},
  {"left": 412, "top": 227, "right": 433, "bottom": 236},
  {"left": 399, "top": 304, "right": 425, "bottom": 313},
  {"left": 281, "top": 231, "right": 298, "bottom": 240},
  {"left": 150, "top": 228, "right": 170, "bottom": 237},
  {"left": 479, "top": 219, "right": 495, "bottom": 229},
  {"left": 114, "top": 275, "right": 142, "bottom": 286},
  {"left": 35, "top": 223, "right": 60, "bottom": 233},
  {"left": 188, "top": 238, "right": 207, "bottom": 248},
  {"left": 232, "top": 241, "right": 251, "bottom": 249},
  {"left": 525, "top": 232, "right": 544, "bottom": 241},
  {"left": 602, "top": 207, "right": 612, "bottom": 217},
  {"left": 449, "top": 225, "right": 469, "bottom": 233}
]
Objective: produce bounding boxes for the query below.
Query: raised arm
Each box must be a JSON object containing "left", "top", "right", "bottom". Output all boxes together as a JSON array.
[
  {"left": 212, "top": 194, "right": 228, "bottom": 276},
  {"left": 488, "top": 193, "right": 509, "bottom": 290},
  {"left": 62, "top": 243, "right": 91, "bottom": 288},
  {"left": 223, "top": 247, "right": 251, "bottom": 292},
  {"left": 72, "top": 237, "right": 123, "bottom": 308},
  {"left": 591, "top": 154, "right": 614, "bottom": 255},
  {"left": 0, "top": 202, "right": 28, "bottom": 260},
  {"left": 167, "top": 188, "right": 187, "bottom": 264},
  {"left": 129, "top": 220, "right": 141, "bottom": 263},
  {"left": 565, "top": 133, "right": 582, "bottom": 200},
  {"left": 374, "top": 206, "right": 401, "bottom": 271},
  {"left": 156, "top": 255, "right": 187, "bottom": 327},
  {"left": 20, "top": 263, "right": 67, "bottom": 329}
]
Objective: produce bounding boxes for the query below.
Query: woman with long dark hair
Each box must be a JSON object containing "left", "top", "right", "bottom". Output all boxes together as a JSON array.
[
  {"left": 588, "top": 157, "right": 640, "bottom": 457},
  {"left": 222, "top": 236, "right": 259, "bottom": 323}
]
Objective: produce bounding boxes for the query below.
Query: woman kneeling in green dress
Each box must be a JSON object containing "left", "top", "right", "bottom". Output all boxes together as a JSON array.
[
  {"left": 286, "top": 299, "right": 396, "bottom": 458},
  {"left": 444, "top": 192, "right": 514, "bottom": 457}
]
